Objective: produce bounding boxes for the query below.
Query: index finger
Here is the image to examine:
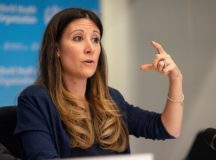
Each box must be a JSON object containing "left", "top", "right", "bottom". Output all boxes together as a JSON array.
[{"left": 151, "top": 40, "right": 165, "bottom": 54}]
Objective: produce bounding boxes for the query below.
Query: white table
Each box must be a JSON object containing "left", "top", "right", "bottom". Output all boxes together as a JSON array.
[{"left": 58, "top": 153, "right": 154, "bottom": 160}]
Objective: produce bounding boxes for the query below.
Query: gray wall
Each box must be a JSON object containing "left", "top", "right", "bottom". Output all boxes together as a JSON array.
[{"left": 101, "top": 0, "right": 216, "bottom": 160}]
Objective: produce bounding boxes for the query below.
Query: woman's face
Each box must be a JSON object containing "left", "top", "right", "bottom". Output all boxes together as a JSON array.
[{"left": 58, "top": 18, "right": 101, "bottom": 81}]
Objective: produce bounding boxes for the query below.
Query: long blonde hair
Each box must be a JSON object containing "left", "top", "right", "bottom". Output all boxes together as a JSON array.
[{"left": 36, "top": 8, "right": 129, "bottom": 152}]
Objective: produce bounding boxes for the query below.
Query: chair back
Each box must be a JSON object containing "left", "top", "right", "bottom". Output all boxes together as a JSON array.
[{"left": 0, "top": 106, "right": 21, "bottom": 158}]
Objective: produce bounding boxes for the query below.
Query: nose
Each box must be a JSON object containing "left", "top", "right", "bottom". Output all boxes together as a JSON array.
[{"left": 84, "top": 38, "right": 94, "bottom": 54}]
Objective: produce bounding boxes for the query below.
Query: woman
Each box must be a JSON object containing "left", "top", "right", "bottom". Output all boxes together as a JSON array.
[{"left": 15, "top": 8, "right": 184, "bottom": 160}]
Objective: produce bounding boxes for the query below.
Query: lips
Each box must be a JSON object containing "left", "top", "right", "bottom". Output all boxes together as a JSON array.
[{"left": 83, "top": 59, "right": 94, "bottom": 64}]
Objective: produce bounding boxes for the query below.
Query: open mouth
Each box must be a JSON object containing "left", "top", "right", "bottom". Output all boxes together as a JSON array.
[{"left": 83, "top": 60, "right": 94, "bottom": 64}]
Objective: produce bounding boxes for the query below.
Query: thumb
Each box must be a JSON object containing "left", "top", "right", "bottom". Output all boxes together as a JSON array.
[{"left": 140, "top": 64, "right": 154, "bottom": 71}]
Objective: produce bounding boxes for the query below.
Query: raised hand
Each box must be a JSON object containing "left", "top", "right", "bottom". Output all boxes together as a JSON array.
[{"left": 140, "top": 41, "right": 182, "bottom": 80}]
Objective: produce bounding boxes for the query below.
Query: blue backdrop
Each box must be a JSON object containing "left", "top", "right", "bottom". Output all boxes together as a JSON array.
[{"left": 0, "top": 0, "right": 100, "bottom": 106}]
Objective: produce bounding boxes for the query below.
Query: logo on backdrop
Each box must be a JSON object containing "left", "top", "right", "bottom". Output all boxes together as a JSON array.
[
  {"left": 44, "top": 5, "right": 61, "bottom": 25},
  {"left": 0, "top": 3, "right": 37, "bottom": 25}
]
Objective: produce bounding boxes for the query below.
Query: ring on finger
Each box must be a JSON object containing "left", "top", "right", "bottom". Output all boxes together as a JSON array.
[{"left": 163, "top": 59, "right": 169, "bottom": 69}]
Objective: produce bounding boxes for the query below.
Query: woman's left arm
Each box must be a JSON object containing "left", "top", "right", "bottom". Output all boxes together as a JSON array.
[{"left": 140, "top": 41, "right": 184, "bottom": 138}]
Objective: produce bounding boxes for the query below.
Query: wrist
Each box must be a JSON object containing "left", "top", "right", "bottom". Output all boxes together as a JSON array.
[
  {"left": 167, "top": 94, "right": 184, "bottom": 105},
  {"left": 169, "top": 72, "right": 183, "bottom": 82}
]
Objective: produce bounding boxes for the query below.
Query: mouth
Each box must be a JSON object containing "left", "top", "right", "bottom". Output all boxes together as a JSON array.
[{"left": 83, "top": 59, "right": 94, "bottom": 64}]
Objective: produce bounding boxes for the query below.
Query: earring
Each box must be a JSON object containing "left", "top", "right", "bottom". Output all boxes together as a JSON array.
[{"left": 57, "top": 51, "right": 60, "bottom": 57}]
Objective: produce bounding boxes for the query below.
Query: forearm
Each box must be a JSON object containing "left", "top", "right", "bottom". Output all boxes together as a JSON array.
[
  {"left": 161, "top": 75, "right": 184, "bottom": 138},
  {"left": 140, "top": 41, "right": 184, "bottom": 138}
]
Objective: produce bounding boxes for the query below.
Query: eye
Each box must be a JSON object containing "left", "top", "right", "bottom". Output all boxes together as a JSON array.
[
  {"left": 92, "top": 37, "right": 100, "bottom": 44},
  {"left": 73, "top": 36, "right": 83, "bottom": 41}
]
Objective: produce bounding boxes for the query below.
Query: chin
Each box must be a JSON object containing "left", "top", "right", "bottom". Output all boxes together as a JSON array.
[{"left": 83, "top": 71, "right": 96, "bottom": 78}]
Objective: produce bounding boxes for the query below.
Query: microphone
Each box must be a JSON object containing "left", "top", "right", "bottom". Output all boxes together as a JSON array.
[{"left": 203, "top": 128, "right": 216, "bottom": 151}]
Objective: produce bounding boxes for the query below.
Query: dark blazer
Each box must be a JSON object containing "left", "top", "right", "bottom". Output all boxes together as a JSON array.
[{"left": 15, "top": 85, "right": 173, "bottom": 160}]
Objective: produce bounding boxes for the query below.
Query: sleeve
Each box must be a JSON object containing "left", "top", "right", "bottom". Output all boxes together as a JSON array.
[
  {"left": 126, "top": 101, "right": 174, "bottom": 140},
  {"left": 15, "top": 93, "right": 59, "bottom": 160},
  {"left": 110, "top": 88, "right": 174, "bottom": 140}
]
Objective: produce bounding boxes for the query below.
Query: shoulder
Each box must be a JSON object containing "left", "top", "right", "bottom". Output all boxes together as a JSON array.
[
  {"left": 18, "top": 84, "right": 52, "bottom": 110},
  {"left": 109, "top": 87, "right": 125, "bottom": 101},
  {"left": 17, "top": 85, "right": 58, "bottom": 125},
  {"left": 108, "top": 87, "right": 127, "bottom": 112},
  {"left": 19, "top": 84, "right": 49, "bottom": 97}
]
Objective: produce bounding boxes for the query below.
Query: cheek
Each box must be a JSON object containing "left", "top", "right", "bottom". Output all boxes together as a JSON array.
[
  {"left": 61, "top": 44, "right": 76, "bottom": 55},
  {"left": 60, "top": 44, "right": 80, "bottom": 60},
  {"left": 96, "top": 46, "right": 101, "bottom": 60},
  {"left": 59, "top": 48, "right": 79, "bottom": 68}
]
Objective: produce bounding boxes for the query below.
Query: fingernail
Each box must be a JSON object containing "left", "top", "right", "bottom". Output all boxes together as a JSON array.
[{"left": 151, "top": 40, "right": 156, "bottom": 44}]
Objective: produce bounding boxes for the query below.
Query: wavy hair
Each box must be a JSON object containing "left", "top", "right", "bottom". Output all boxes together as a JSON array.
[{"left": 36, "top": 8, "right": 129, "bottom": 152}]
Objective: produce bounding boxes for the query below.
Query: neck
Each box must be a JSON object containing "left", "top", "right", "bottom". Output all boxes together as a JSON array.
[{"left": 63, "top": 75, "right": 87, "bottom": 98}]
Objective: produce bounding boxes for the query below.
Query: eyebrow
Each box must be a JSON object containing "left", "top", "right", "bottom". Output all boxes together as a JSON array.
[{"left": 70, "top": 29, "right": 100, "bottom": 35}]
